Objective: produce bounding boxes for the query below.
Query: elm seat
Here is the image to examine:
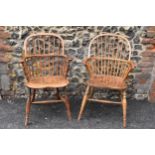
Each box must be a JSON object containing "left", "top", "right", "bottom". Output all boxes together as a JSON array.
[
  {"left": 26, "top": 76, "right": 69, "bottom": 89},
  {"left": 88, "top": 75, "right": 126, "bottom": 90}
]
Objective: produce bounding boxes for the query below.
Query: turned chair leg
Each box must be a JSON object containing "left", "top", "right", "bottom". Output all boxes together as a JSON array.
[
  {"left": 78, "top": 86, "right": 90, "bottom": 121},
  {"left": 122, "top": 90, "right": 127, "bottom": 128},
  {"left": 25, "top": 88, "right": 32, "bottom": 127},
  {"left": 61, "top": 95, "right": 72, "bottom": 121},
  {"left": 25, "top": 89, "right": 36, "bottom": 127}
]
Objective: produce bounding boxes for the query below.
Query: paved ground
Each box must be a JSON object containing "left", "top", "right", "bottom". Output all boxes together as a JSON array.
[{"left": 0, "top": 97, "right": 155, "bottom": 129}]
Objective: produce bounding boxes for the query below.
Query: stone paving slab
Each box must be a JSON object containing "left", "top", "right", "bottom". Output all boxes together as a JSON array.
[{"left": 0, "top": 97, "right": 154, "bottom": 129}]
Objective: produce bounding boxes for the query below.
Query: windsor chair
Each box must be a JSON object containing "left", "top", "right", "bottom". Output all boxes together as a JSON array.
[
  {"left": 77, "top": 33, "right": 134, "bottom": 128},
  {"left": 21, "top": 33, "right": 71, "bottom": 126}
]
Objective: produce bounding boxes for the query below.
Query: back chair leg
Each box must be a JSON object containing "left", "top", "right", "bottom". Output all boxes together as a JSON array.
[
  {"left": 122, "top": 90, "right": 127, "bottom": 128},
  {"left": 61, "top": 95, "right": 72, "bottom": 121},
  {"left": 78, "top": 85, "right": 90, "bottom": 121},
  {"left": 88, "top": 87, "right": 94, "bottom": 98},
  {"left": 25, "top": 88, "right": 32, "bottom": 127},
  {"left": 31, "top": 89, "right": 36, "bottom": 102},
  {"left": 88, "top": 87, "right": 94, "bottom": 113},
  {"left": 56, "top": 88, "right": 60, "bottom": 100}
]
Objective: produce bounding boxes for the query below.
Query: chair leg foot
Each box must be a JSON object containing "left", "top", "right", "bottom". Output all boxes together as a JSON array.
[
  {"left": 123, "top": 118, "right": 126, "bottom": 128},
  {"left": 25, "top": 88, "right": 32, "bottom": 127},
  {"left": 77, "top": 86, "right": 90, "bottom": 121},
  {"left": 25, "top": 114, "right": 29, "bottom": 127},
  {"left": 61, "top": 95, "right": 72, "bottom": 121},
  {"left": 122, "top": 91, "right": 127, "bottom": 128},
  {"left": 25, "top": 101, "right": 31, "bottom": 127}
]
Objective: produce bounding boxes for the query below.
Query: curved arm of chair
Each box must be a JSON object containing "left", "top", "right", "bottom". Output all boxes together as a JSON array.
[
  {"left": 82, "top": 58, "right": 87, "bottom": 65},
  {"left": 20, "top": 59, "right": 24, "bottom": 69},
  {"left": 83, "top": 56, "right": 134, "bottom": 79},
  {"left": 65, "top": 57, "right": 72, "bottom": 77},
  {"left": 20, "top": 57, "right": 31, "bottom": 81},
  {"left": 67, "top": 56, "right": 73, "bottom": 62},
  {"left": 21, "top": 55, "right": 70, "bottom": 81},
  {"left": 20, "top": 51, "right": 27, "bottom": 79},
  {"left": 83, "top": 57, "right": 96, "bottom": 76},
  {"left": 123, "top": 60, "right": 134, "bottom": 80},
  {"left": 20, "top": 59, "right": 24, "bottom": 64}
]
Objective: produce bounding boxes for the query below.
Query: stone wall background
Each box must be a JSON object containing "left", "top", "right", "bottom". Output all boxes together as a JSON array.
[
  {"left": 2, "top": 26, "right": 149, "bottom": 100},
  {"left": 0, "top": 27, "right": 12, "bottom": 100},
  {"left": 137, "top": 27, "right": 155, "bottom": 102}
]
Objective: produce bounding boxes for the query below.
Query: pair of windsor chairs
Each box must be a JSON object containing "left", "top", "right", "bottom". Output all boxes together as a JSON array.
[{"left": 21, "top": 32, "right": 134, "bottom": 128}]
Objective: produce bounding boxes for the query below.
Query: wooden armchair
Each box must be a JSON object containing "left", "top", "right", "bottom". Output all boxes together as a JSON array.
[
  {"left": 78, "top": 33, "right": 134, "bottom": 128},
  {"left": 21, "top": 33, "right": 71, "bottom": 126}
]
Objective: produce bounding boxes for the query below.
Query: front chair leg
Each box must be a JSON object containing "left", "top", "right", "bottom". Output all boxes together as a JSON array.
[
  {"left": 61, "top": 95, "right": 72, "bottom": 121},
  {"left": 122, "top": 90, "right": 127, "bottom": 128},
  {"left": 78, "top": 85, "right": 90, "bottom": 121},
  {"left": 25, "top": 88, "right": 32, "bottom": 127}
]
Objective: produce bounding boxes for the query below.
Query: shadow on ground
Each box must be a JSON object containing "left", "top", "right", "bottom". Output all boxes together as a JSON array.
[{"left": 0, "top": 97, "right": 154, "bottom": 129}]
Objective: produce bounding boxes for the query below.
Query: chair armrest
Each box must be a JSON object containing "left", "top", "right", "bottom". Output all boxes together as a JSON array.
[
  {"left": 83, "top": 57, "right": 93, "bottom": 65},
  {"left": 131, "top": 61, "right": 135, "bottom": 70},
  {"left": 83, "top": 56, "right": 134, "bottom": 79},
  {"left": 127, "top": 61, "right": 135, "bottom": 71},
  {"left": 82, "top": 57, "right": 94, "bottom": 76},
  {"left": 67, "top": 56, "right": 73, "bottom": 61},
  {"left": 20, "top": 59, "right": 24, "bottom": 64},
  {"left": 22, "top": 55, "right": 70, "bottom": 80},
  {"left": 122, "top": 60, "right": 134, "bottom": 80}
]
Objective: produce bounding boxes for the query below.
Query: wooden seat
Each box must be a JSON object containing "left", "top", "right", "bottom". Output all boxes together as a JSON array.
[
  {"left": 21, "top": 33, "right": 72, "bottom": 127},
  {"left": 78, "top": 33, "right": 134, "bottom": 128},
  {"left": 26, "top": 76, "right": 69, "bottom": 89},
  {"left": 88, "top": 75, "right": 126, "bottom": 90}
]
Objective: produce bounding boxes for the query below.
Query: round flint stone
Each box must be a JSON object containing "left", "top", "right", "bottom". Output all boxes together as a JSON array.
[{"left": 11, "top": 32, "right": 19, "bottom": 39}]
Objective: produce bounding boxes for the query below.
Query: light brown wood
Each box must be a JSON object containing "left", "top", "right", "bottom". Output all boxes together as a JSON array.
[
  {"left": 122, "top": 90, "right": 127, "bottom": 128},
  {"left": 77, "top": 86, "right": 90, "bottom": 121},
  {"left": 25, "top": 88, "right": 32, "bottom": 127},
  {"left": 78, "top": 32, "right": 134, "bottom": 128},
  {"left": 32, "top": 100, "right": 63, "bottom": 104},
  {"left": 60, "top": 96, "right": 72, "bottom": 121},
  {"left": 88, "top": 99, "right": 122, "bottom": 105},
  {"left": 22, "top": 33, "right": 72, "bottom": 126}
]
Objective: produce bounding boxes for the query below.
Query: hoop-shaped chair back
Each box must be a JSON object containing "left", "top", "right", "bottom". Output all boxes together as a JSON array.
[
  {"left": 88, "top": 33, "right": 131, "bottom": 60},
  {"left": 23, "top": 33, "right": 64, "bottom": 57},
  {"left": 23, "top": 33, "right": 68, "bottom": 82},
  {"left": 86, "top": 33, "right": 132, "bottom": 78}
]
